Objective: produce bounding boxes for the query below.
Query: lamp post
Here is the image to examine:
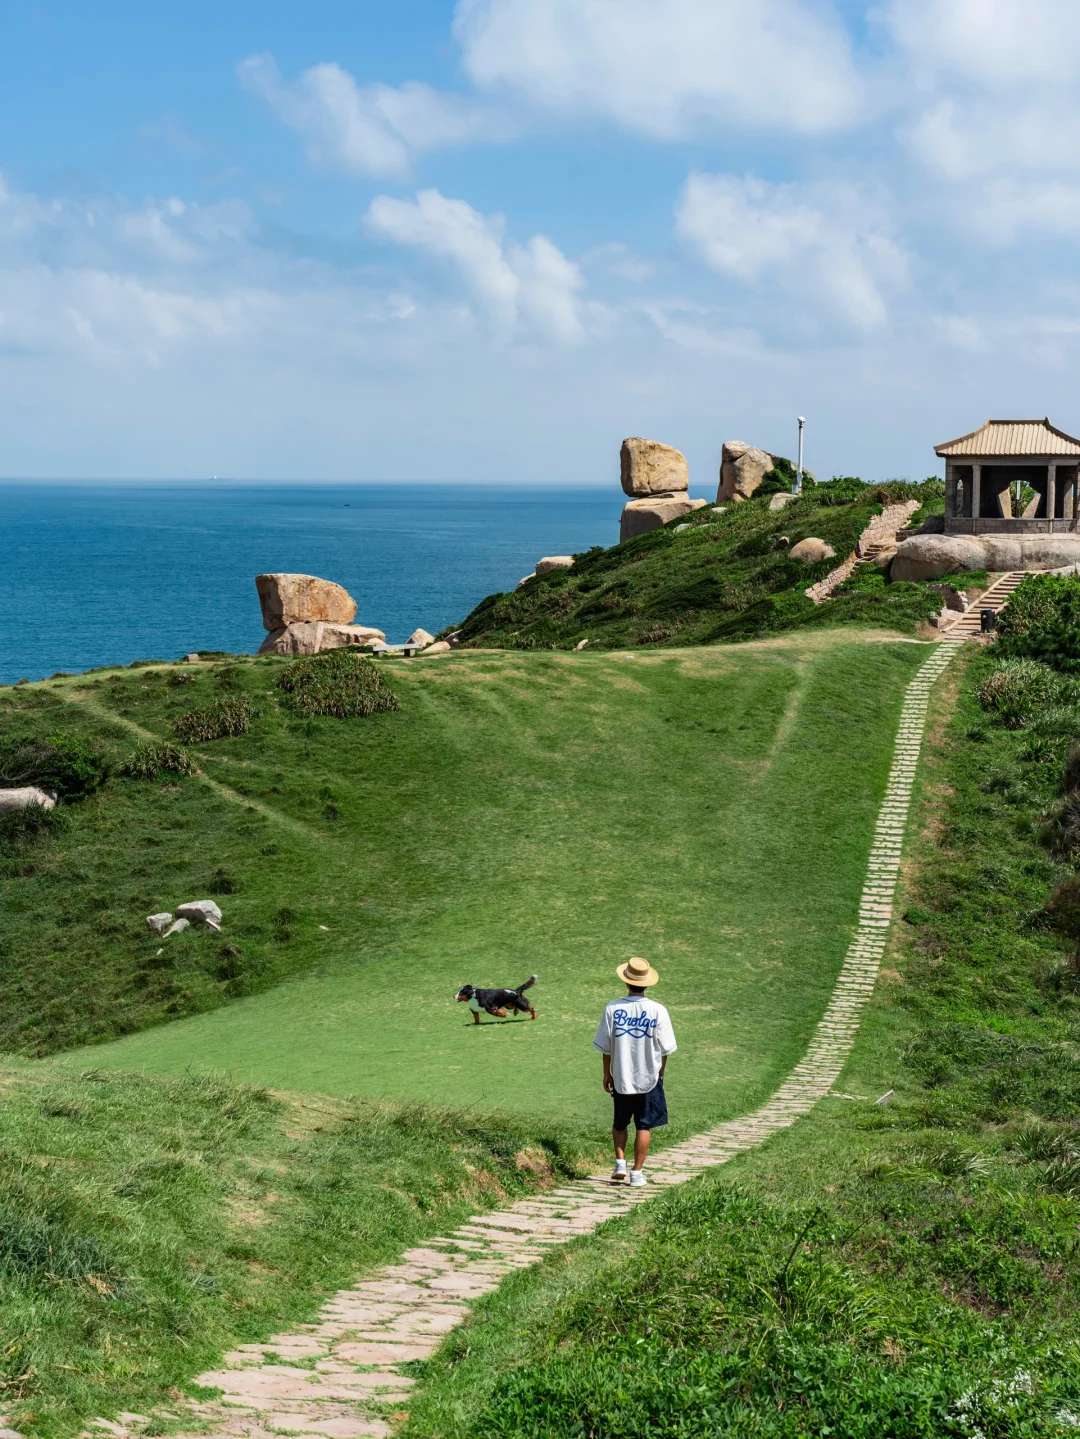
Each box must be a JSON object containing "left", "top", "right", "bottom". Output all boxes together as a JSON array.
[{"left": 795, "top": 416, "right": 806, "bottom": 494}]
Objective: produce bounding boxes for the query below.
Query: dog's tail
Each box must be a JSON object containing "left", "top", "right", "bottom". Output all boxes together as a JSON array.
[{"left": 516, "top": 974, "right": 538, "bottom": 994}]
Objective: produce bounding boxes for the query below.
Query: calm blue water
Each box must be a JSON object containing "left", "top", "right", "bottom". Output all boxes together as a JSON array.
[{"left": 0, "top": 483, "right": 615, "bottom": 684}]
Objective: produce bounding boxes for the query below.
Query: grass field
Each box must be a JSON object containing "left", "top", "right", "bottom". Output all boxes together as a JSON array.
[
  {"left": 398, "top": 645, "right": 1080, "bottom": 1438},
  {"left": 0, "top": 633, "right": 929, "bottom": 1135}
]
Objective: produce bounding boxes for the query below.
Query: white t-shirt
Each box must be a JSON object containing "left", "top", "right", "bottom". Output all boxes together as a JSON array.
[{"left": 593, "top": 995, "right": 677, "bottom": 1095}]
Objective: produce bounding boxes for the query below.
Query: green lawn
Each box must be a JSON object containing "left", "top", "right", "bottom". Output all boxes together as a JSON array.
[{"left": 24, "top": 633, "right": 929, "bottom": 1135}]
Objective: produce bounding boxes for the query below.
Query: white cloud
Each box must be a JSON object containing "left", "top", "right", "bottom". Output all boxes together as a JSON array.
[
  {"left": 675, "top": 173, "right": 907, "bottom": 330},
  {"left": 237, "top": 53, "right": 504, "bottom": 178},
  {"left": 365, "top": 188, "right": 585, "bottom": 342},
  {"left": 887, "top": 0, "right": 1080, "bottom": 84},
  {"left": 454, "top": 0, "right": 864, "bottom": 137}
]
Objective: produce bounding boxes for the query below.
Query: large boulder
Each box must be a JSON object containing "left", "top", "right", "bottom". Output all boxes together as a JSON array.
[
  {"left": 620, "top": 438, "right": 690, "bottom": 497},
  {"left": 717, "top": 442, "right": 776, "bottom": 503},
  {"left": 535, "top": 556, "right": 574, "bottom": 575},
  {"left": 891, "top": 534, "right": 1080, "bottom": 582},
  {"left": 790, "top": 537, "right": 836, "bottom": 563},
  {"left": 620, "top": 495, "right": 706, "bottom": 542},
  {"left": 176, "top": 899, "right": 222, "bottom": 930},
  {"left": 0, "top": 786, "right": 55, "bottom": 812},
  {"left": 406, "top": 628, "right": 435, "bottom": 648},
  {"left": 257, "top": 622, "right": 386, "bottom": 656},
  {"left": 255, "top": 573, "right": 358, "bottom": 631}
]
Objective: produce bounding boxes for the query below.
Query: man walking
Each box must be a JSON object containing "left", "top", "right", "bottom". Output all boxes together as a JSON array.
[{"left": 593, "top": 956, "right": 677, "bottom": 1187}]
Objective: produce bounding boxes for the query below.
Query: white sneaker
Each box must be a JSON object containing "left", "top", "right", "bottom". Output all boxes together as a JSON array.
[
  {"left": 610, "top": 1163, "right": 627, "bottom": 1182},
  {"left": 629, "top": 1169, "right": 647, "bottom": 1187}
]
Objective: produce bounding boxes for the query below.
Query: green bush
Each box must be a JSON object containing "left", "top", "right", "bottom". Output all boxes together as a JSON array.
[
  {"left": 997, "top": 574, "right": 1080, "bottom": 672},
  {"left": 173, "top": 697, "right": 255, "bottom": 744},
  {"left": 0, "top": 803, "right": 63, "bottom": 858},
  {"left": 118, "top": 742, "right": 194, "bottom": 780},
  {"left": 0, "top": 733, "right": 108, "bottom": 800},
  {"left": 276, "top": 650, "right": 398, "bottom": 719},
  {"left": 976, "top": 659, "right": 1074, "bottom": 727}
]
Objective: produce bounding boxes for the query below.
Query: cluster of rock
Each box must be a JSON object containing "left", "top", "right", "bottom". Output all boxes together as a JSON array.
[
  {"left": 619, "top": 439, "right": 708, "bottom": 541},
  {"left": 147, "top": 899, "right": 222, "bottom": 938},
  {"left": 256, "top": 574, "right": 450, "bottom": 657},
  {"left": 717, "top": 442, "right": 783, "bottom": 503}
]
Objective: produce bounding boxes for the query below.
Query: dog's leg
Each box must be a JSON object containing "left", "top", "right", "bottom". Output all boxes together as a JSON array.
[
  {"left": 529, "top": 1007, "right": 537, "bottom": 1020},
  {"left": 472, "top": 1011, "right": 481, "bottom": 1025}
]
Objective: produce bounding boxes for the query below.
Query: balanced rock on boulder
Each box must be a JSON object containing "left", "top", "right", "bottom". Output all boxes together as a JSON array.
[
  {"left": 717, "top": 442, "right": 777, "bottom": 503},
  {"left": 256, "top": 574, "right": 358, "bottom": 631},
  {"left": 620, "top": 438, "right": 689, "bottom": 497}
]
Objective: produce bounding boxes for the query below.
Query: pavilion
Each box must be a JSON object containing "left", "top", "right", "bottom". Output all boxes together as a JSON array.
[{"left": 936, "top": 418, "right": 1080, "bottom": 534}]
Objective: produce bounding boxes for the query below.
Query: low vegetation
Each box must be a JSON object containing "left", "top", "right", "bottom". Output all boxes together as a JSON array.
[
  {"left": 457, "top": 479, "right": 948, "bottom": 651},
  {"left": 0, "top": 1061, "right": 598, "bottom": 1439},
  {"left": 401, "top": 638, "right": 1080, "bottom": 1437},
  {"left": 998, "top": 572, "right": 1080, "bottom": 673},
  {"left": 275, "top": 648, "right": 399, "bottom": 718},
  {"left": 117, "top": 741, "right": 194, "bottom": 780},
  {"left": 173, "top": 695, "right": 255, "bottom": 743}
]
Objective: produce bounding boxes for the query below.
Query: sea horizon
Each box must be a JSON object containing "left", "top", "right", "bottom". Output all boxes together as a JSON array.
[{"left": 0, "top": 481, "right": 615, "bottom": 685}]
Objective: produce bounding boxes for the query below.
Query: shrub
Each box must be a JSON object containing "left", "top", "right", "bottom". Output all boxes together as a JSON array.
[
  {"left": 0, "top": 733, "right": 108, "bottom": 800},
  {"left": 118, "top": 742, "right": 194, "bottom": 780},
  {"left": 276, "top": 650, "right": 398, "bottom": 719},
  {"left": 174, "top": 697, "right": 255, "bottom": 744},
  {"left": 997, "top": 574, "right": 1080, "bottom": 671},
  {"left": 977, "top": 659, "right": 1074, "bottom": 727},
  {"left": 0, "top": 803, "right": 63, "bottom": 857}
]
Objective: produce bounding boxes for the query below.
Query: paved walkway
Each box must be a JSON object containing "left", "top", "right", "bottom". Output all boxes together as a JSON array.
[{"left": 58, "top": 639, "right": 962, "bottom": 1439}]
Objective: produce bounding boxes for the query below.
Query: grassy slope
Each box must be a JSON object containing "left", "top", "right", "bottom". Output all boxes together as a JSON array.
[
  {"left": 398, "top": 644, "right": 1080, "bottom": 1438},
  {"left": 15, "top": 636, "right": 928, "bottom": 1135},
  {"left": 456, "top": 486, "right": 947, "bottom": 652},
  {"left": 0, "top": 1063, "right": 598, "bottom": 1439}
]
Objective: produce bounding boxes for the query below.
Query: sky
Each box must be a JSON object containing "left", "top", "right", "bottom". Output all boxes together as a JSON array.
[{"left": 3, "top": 0, "right": 1080, "bottom": 485}]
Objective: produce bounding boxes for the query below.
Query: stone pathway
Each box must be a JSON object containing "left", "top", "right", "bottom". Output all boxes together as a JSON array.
[{"left": 24, "top": 639, "right": 962, "bottom": 1439}]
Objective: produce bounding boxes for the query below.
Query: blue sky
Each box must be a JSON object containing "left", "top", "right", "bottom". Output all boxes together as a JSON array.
[{"left": 4, "top": 0, "right": 1080, "bottom": 485}]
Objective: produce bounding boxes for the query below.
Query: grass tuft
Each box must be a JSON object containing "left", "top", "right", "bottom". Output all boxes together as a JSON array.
[{"left": 275, "top": 650, "right": 398, "bottom": 719}]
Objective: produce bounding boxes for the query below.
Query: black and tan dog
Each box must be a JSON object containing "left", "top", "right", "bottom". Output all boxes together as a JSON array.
[{"left": 456, "top": 974, "right": 538, "bottom": 1023}]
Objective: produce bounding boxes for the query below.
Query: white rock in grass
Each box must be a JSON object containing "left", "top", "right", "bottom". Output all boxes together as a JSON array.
[
  {"left": 535, "top": 556, "right": 574, "bottom": 575},
  {"left": 175, "top": 900, "right": 223, "bottom": 930},
  {"left": 163, "top": 918, "right": 190, "bottom": 937},
  {"left": 420, "top": 641, "right": 452, "bottom": 655},
  {"left": 0, "top": 786, "right": 55, "bottom": 811},
  {"left": 516, "top": 574, "right": 536, "bottom": 589},
  {"left": 146, "top": 912, "right": 173, "bottom": 934}
]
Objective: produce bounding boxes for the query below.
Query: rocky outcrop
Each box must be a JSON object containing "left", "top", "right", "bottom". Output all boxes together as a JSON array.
[
  {"left": 620, "top": 495, "right": 707, "bottom": 542},
  {"left": 258, "top": 622, "right": 386, "bottom": 656},
  {"left": 406, "top": 628, "right": 435, "bottom": 648},
  {"left": 535, "top": 556, "right": 574, "bottom": 575},
  {"left": 0, "top": 786, "right": 55, "bottom": 811},
  {"left": 790, "top": 537, "right": 836, "bottom": 563},
  {"left": 891, "top": 534, "right": 1080, "bottom": 582},
  {"left": 256, "top": 574, "right": 358, "bottom": 631},
  {"left": 717, "top": 442, "right": 777, "bottom": 503},
  {"left": 620, "top": 438, "right": 689, "bottom": 497}
]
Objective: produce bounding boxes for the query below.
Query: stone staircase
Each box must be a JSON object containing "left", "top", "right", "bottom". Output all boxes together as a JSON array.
[
  {"left": 807, "top": 501, "right": 921, "bottom": 604},
  {"left": 938, "top": 571, "right": 1027, "bottom": 638}
]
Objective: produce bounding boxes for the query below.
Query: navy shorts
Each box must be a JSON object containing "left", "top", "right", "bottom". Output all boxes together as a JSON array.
[{"left": 612, "top": 1080, "right": 668, "bottom": 1131}]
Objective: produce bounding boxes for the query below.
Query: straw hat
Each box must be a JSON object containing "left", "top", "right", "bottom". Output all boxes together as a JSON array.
[{"left": 617, "top": 956, "right": 660, "bottom": 987}]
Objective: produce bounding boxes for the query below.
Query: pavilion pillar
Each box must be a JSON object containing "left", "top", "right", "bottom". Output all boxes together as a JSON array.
[
  {"left": 971, "top": 463, "right": 982, "bottom": 523},
  {"left": 1048, "top": 462, "right": 1058, "bottom": 530},
  {"left": 945, "top": 462, "right": 957, "bottom": 518}
]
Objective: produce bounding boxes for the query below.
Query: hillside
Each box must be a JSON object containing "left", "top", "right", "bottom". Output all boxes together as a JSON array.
[{"left": 456, "top": 478, "right": 949, "bottom": 650}]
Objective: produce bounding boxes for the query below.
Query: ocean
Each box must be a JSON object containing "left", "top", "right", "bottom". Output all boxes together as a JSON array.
[{"left": 0, "top": 483, "right": 615, "bottom": 685}]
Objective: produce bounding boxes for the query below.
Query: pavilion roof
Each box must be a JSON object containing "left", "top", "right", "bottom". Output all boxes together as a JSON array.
[{"left": 935, "top": 418, "right": 1080, "bottom": 458}]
